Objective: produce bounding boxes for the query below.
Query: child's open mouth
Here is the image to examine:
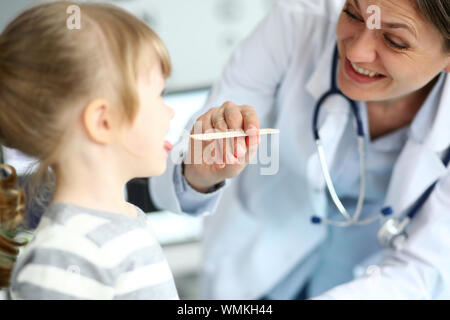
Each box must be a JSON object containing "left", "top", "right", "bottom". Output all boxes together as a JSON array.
[{"left": 164, "top": 141, "right": 173, "bottom": 153}]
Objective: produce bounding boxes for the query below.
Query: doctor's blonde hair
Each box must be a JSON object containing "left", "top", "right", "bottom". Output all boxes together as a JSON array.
[{"left": 0, "top": 1, "right": 171, "bottom": 287}]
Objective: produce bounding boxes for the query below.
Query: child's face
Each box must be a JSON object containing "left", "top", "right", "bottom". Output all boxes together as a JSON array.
[{"left": 120, "top": 63, "right": 174, "bottom": 177}]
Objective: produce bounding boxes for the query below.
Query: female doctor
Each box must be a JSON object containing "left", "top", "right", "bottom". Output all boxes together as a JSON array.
[{"left": 151, "top": 0, "right": 450, "bottom": 299}]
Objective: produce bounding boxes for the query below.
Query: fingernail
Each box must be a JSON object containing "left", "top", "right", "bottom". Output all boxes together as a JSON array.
[
  {"left": 247, "top": 125, "right": 257, "bottom": 135},
  {"left": 247, "top": 127, "right": 258, "bottom": 144}
]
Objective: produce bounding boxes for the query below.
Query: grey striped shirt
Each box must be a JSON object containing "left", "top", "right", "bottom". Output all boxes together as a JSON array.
[{"left": 9, "top": 203, "right": 179, "bottom": 300}]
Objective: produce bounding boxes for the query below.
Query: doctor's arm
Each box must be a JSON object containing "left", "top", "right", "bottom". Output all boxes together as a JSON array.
[
  {"left": 315, "top": 172, "right": 450, "bottom": 300},
  {"left": 149, "top": 2, "right": 299, "bottom": 215}
]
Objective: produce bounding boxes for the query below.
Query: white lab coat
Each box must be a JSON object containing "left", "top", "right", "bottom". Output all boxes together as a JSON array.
[{"left": 151, "top": 0, "right": 450, "bottom": 299}]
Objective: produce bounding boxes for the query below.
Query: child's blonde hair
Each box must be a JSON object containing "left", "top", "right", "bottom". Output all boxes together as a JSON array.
[{"left": 0, "top": 1, "right": 171, "bottom": 287}]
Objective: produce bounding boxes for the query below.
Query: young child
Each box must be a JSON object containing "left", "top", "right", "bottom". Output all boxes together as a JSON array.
[{"left": 0, "top": 1, "right": 178, "bottom": 299}]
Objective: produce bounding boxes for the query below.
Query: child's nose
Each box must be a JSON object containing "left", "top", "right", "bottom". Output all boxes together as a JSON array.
[{"left": 167, "top": 105, "right": 175, "bottom": 119}]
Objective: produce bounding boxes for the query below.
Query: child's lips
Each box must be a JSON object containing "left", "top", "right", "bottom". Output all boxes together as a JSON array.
[{"left": 164, "top": 141, "right": 173, "bottom": 153}]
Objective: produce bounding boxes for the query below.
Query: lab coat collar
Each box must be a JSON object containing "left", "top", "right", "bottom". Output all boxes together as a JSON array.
[
  {"left": 385, "top": 73, "right": 449, "bottom": 217},
  {"left": 369, "top": 73, "right": 447, "bottom": 152},
  {"left": 305, "top": 40, "right": 338, "bottom": 102},
  {"left": 384, "top": 139, "right": 448, "bottom": 218},
  {"left": 419, "top": 73, "right": 450, "bottom": 153}
]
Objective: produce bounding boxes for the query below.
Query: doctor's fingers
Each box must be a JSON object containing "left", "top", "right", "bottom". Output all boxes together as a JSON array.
[
  {"left": 241, "top": 105, "right": 260, "bottom": 145},
  {"left": 209, "top": 102, "right": 240, "bottom": 133},
  {"left": 190, "top": 109, "right": 214, "bottom": 156},
  {"left": 216, "top": 103, "right": 260, "bottom": 145},
  {"left": 194, "top": 109, "right": 238, "bottom": 166},
  {"left": 225, "top": 104, "right": 260, "bottom": 158},
  {"left": 210, "top": 108, "right": 243, "bottom": 164},
  {"left": 239, "top": 105, "right": 259, "bottom": 130},
  {"left": 222, "top": 104, "right": 247, "bottom": 159},
  {"left": 208, "top": 104, "right": 242, "bottom": 160},
  {"left": 211, "top": 102, "right": 259, "bottom": 132},
  {"left": 214, "top": 103, "right": 260, "bottom": 156}
]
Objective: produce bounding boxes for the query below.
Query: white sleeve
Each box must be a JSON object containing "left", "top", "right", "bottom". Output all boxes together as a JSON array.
[
  {"left": 314, "top": 171, "right": 450, "bottom": 300},
  {"left": 150, "top": 1, "right": 299, "bottom": 214}
]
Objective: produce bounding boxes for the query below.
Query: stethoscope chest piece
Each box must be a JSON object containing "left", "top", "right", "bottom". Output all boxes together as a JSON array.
[
  {"left": 310, "top": 44, "right": 450, "bottom": 252},
  {"left": 377, "top": 217, "right": 410, "bottom": 250}
]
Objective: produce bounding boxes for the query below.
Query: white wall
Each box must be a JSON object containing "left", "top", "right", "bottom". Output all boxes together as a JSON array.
[
  {"left": 112, "top": 0, "right": 275, "bottom": 92},
  {"left": 0, "top": 0, "right": 275, "bottom": 92},
  {"left": 0, "top": 0, "right": 33, "bottom": 31}
]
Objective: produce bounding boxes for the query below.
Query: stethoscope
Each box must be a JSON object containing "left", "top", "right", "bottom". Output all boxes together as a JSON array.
[{"left": 310, "top": 44, "right": 450, "bottom": 250}]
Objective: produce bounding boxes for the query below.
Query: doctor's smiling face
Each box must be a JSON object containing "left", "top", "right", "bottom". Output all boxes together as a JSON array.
[{"left": 336, "top": 0, "right": 450, "bottom": 103}]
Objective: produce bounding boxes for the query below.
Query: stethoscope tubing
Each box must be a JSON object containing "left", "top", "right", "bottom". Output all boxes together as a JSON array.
[
  {"left": 311, "top": 44, "right": 450, "bottom": 232},
  {"left": 312, "top": 44, "right": 369, "bottom": 226}
]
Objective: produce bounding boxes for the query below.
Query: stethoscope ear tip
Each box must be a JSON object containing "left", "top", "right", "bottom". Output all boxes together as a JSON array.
[
  {"left": 381, "top": 206, "right": 394, "bottom": 217},
  {"left": 311, "top": 216, "right": 322, "bottom": 224}
]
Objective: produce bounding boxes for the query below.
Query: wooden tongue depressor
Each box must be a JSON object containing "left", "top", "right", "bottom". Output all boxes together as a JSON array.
[{"left": 190, "top": 128, "right": 280, "bottom": 141}]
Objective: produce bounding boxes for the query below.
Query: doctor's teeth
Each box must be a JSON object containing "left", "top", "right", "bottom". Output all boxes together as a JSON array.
[{"left": 351, "top": 62, "right": 378, "bottom": 77}]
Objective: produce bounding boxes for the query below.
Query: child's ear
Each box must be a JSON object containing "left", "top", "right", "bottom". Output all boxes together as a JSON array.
[{"left": 82, "top": 99, "right": 119, "bottom": 144}]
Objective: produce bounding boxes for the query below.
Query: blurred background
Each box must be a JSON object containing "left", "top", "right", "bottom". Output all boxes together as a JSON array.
[{"left": 0, "top": 0, "right": 275, "bottom": 299}]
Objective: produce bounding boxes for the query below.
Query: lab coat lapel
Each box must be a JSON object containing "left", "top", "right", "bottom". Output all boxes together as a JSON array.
[
  {"left": 305, "top": 41, "right": 351, "bottom": 191},
  {"left": 385, "top": 75, "right": 450, "bottom": 216},
  {"left": 305, "top": 41, "right": 337, "bottom": 101},
  {"left": 424, "top": 74, "right": 450, "bottom": 152},
  {"left": 384, "top": 140, "right": 448, "bottom": 217}
]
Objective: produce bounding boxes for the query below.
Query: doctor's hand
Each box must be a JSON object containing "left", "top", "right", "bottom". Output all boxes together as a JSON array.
[{"left": 183, "top": 101, "right": 260, "bottom": 193}]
